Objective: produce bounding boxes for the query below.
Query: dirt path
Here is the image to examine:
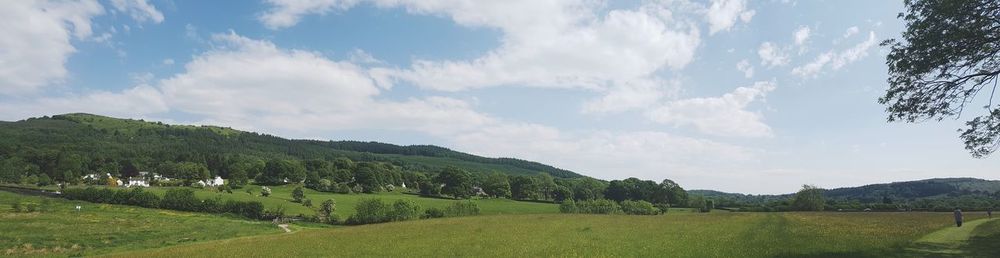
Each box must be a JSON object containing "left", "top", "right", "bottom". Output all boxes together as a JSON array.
[
  {"left": 904, "top": 219, "right": 990, "bottom": 256},
  {"left": 278, "top": 224, "right": 291, "bottom": 233}
]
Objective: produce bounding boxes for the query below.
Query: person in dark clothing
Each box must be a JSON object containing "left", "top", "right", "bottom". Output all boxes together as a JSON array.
[
  {"left": 989, "top": 207, "right": 993, "bottom": 219},
  {"left": 954, "top": 208, "right": 963, "bottom": 227}
]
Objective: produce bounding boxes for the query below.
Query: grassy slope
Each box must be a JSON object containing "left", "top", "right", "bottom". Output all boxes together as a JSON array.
[
  {"left": 127, "top": 185, "right": 559, "bottom": 217},
  {"left": 108, "top": 212, "right": 986, "bottom": 258},
  {"left": 0, "top": 191, "right": 278, "bottom": 257}
]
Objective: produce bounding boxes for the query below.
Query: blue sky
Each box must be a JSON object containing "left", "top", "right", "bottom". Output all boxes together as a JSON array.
[{"left": 1, "top": 0, "right": 996, "bottom": 194}]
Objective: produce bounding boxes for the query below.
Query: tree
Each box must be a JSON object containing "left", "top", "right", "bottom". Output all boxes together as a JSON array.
[
  {"left": 353, "top": 166, "right": 381, "bottom": 193},
  {"left": 552, "top": 185, "right": 573, "bottom": 202},
  {"left": 176, "top": 162, "right": 210, "bottom": 185},
  {"left": 605, "top": 180, "right": 628, "bottom": 202},
  {"left": 434, "top": 167, "right": 473, "bottom": 199},
  {"left": 881, "top": 0, "right": 1000, "bottom": 157},
  {"left": 792, "top": 185, "right": 826, "bottom": 211},
  {"left": 258, "top": 159, "right": 306, "bottom": 185},
  {"left": 318, "top": 199, "right": 337, "bottom": 224},
  {"left": 559, "top": 199, "right": 578, "bottom": 213},
  {"left": 482, "top": 172, "right": 511, "bottom": 198},
  {"left": 292, "top": 186, "right": 305, "bottom": 203},
  {"left": 510, "top": 175, "right": 540, "bottom": 200}
]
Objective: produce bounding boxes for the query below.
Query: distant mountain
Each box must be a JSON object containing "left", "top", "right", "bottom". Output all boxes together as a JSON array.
[
  {"left": 690, "top": 178, "right": 1000, "bottom": 202},
  {"left": 0, "top": 113, "right": 582, "bottom": 178}
]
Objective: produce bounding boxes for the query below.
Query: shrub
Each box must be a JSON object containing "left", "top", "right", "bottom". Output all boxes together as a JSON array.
[
  {"left": 389, "top": 199, "right": 421, "bottom": 221},
  {"left": 161, "top": 188, "right": 200, "bottom": 212},
  {"left": 621, "top": 200, "right": 659, "bottom": 215},
  {"left": 261, "top": 186, "right": 271, "bottom": 197},
  {"left": 559, "top": 199, "right": 578, "bottom": 213},
  {"left": 654, "top": 203, "right": 670, "bottom": 214},
  {"left": 201, "top": 197, "right": 224, "bottom": 213},
  {"left": 223, "top": 200, "right": 264, "bottom": 219},
  {"left": 302, "top": 198, "right": 312, "bottom": 207},
  {"left": 444, "top": 201, "right": 480, "bottom": 217},
  {"left": 422, "top": 207, "right": 445, "bottom": 219},
  {"left": 292, "top": 186, "right": 305, "bottom": 203},
  {"left": 128, "top": 188, "right": 161, "bottom": 208},
  {"left": 347, "top": 198, "right": 390, "bottom": 225},
  {"left": 264, "top": 205, "right": 287, "bottom": 220},
  {"left": 318, "top": 199, "right": 337, "bottom": 224},
  {"left": 577, "top": 199, "right": 622, "bottom": 214}
]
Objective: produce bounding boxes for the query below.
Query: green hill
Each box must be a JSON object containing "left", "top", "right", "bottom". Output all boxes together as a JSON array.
[{"left": 0, "top": 113, "right": 581, "bottom": 179}]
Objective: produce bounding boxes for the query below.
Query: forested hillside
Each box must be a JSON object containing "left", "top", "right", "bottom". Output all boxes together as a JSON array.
[
  {"left": 0, "top": 113, "right": 580, "bottom": 184},
  {"left": 689, "top": 178, "right": 1000, "bottom": 211}
]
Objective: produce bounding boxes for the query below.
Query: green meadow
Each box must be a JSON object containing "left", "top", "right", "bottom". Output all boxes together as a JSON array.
[
  {"left": 135, "top": 185, "right": 559, "bottom": 217},
  {"left": 107, "top": 212, "right": 999, "bottom": 258},
  {"left": 0, "top": 191, "right": 278, "bottom": 257}
]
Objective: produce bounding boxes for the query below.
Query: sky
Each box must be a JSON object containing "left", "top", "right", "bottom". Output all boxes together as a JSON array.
[{"left": 0, "top": 0, "right": 996, "bottom": 194}]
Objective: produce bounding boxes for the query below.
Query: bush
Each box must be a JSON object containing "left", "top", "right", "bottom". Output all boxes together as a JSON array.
[
  {"left": 389, "top": 199, "right": 421, "bottom": 221},
  {"left": 621, "top": 200, "right": 659, "bottom": 215},
  {"left": 224, "top": 200, "right": 264, "bottom": 219},
  {"left": 302, "top": 198, "right": 313, "bottom": 207},
  {"left": 264, "top": 205, "right": 287, "bottom": 220},
  {"left": 161, "top": 188, "right": 200, "bottom": 212},
  {"left": 422, "top": 207, "right": 445, "bottom": 219},
  {"left": 654, "top": 203, "right": 670, "bottom": 214},
  {"left": 444, "top": 201, "right": 480, "bottom": 217},
  {"left": 577, "top": 199, "right": 622, "bottom": 214},
  {"left": 292, "top": 186, "right": 305, "bottom": 203},
  {"left": 559, "top": 199, "right": 578, "bottom": 213},
  {"left": 347, "top": 198, "right": 390, "bottom": 225},
  {"left": 261, "top": 186, "right": 271, "bottom": 197},
  {"left": 318, "top": 199, "right": 337, "bottom": 224}
]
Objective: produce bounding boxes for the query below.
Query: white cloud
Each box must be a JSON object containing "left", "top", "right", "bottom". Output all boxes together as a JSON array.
[
  {"left": 0, "top": 32, "right": 494, "bottom": 138},
  {"left": 793, "top": 26, "right": 810, "bottom": 46},
  {"left": 647, "top": 81, "right": 776, "bottom": 138},
  {"left": 348, "top": 49, "right": 381, "bottom": 64},
  {"left": 757, "top": 41, "right": 789, "bottom": 67},
  {"left": 260, "top": 1, "right": 702, "bottom": 97},
  {"left": 582, "top": 78, "right": 678, "bottom": 114},
  {"left": 162, "top": 58, "right": 175, "bottom": 65},
  {"left": 111, "top": 0, "right": 163, "bottom": 24},
  {"left": 793, "top": 31, "right": 877, "bottom": 78},
  {"left": 705, "top": 0, "right": 755, "bottom": 35},
  {"left": 0, "top": 0, "right": 104, "bottom": 95},
  {"left": 380, "top": 2, "right": 701, "bottom": 93},
  {"left": 843, "top": 26, "right": 859, "bottom": 38},
  {"left": 736, "top": 59, "right": 754, "bottom": 78},
  {"left": 259, "top": 0, "right": 357, "bottom": 30}
]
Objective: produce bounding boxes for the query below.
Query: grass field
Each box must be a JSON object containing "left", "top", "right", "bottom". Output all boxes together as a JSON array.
[
  {"left": 106, "top": 212, "right": 995, "bottom": 257},
  {"left": 134, "top": 185, "right": 560, "bottom": 217},
  {"left": 0, "top": 191, "right": 279, "bottom": 257}
]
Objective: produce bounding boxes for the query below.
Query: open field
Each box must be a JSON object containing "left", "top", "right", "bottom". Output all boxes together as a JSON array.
[
  {"left": 105, "top": 185, "right": 561, "bottom": 217},
  {"left": 0, "top": 191, "right": 279, "bottom": 257},
  {"left": 106, "top": 212, "right": 997, "bottom": 258}
]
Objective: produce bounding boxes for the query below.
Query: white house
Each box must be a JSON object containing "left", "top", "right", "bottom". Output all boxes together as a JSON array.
[
  {"left": 125, "top": 177, "right": 149, "bottom": 187},
  {"left": 197, "top": 176, "right": 224, "bottom": 187}
]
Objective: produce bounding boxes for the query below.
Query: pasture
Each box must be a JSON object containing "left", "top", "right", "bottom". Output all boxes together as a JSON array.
[
  {"left": 0, "top": 191, "right": 278, "bottom": 257},
  {"left": 107, "top": 212, "right": 998, "bottom": 257},
  {"left": 137, "top": 185, "right": 560, "bottom": 217}
]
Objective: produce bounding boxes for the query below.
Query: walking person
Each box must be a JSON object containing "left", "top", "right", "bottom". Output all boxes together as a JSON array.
[
  {"left": 954, "top": 208, "right": 963, "bottom": 227},
  {"left": 988, "top": 207, "right": 993, "bottom": 219}
]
